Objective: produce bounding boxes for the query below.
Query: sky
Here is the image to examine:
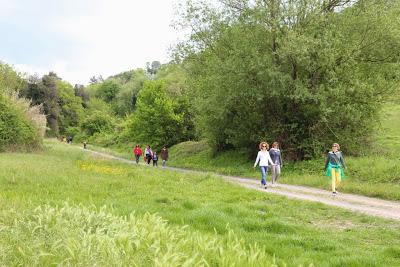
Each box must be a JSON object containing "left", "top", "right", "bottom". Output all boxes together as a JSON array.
[{"left": 0, "top": 0, "right": 185, "bottom": 85}]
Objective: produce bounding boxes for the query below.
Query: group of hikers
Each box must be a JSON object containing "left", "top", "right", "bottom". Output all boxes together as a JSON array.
[
  {"left": 65, "top": 136, "right": 343, "bottom": 195},
  {"left": 254, "top": 141, "right": 346, "bottom": 195},
  {"left": 133, "top": 145, "right": 169, "bottom": 167}
]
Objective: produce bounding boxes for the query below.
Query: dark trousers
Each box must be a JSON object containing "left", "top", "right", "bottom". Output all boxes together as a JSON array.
[
  {"left": 153, "top": 160, "right": 158, "bottom": 166},
  {"left": 135, "top": 155, "right": 140, "bottom": 164},
  {"left": 146, "top": 155, "right": 152, "bottom": 164}
]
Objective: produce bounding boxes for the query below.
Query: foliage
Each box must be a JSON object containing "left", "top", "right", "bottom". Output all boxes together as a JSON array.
[
  {"left": 113, "top": 69, "right": 148, "bottom": 116},
  {"left": 57, "top": 81, "right": 84, "bottom": 134},
  {"left": 0, "top": 62, "right": 25, "bottom": 93},
  {"left": 95, "top": 79, "right": 122, "bottom": 103},
  {"left": 124, "top": 80, "right": 189, "bottom": 149},
  {"left": 177, "top": 0, "right": 400, "bottom": 158},
  {"left": 22, "top": 73, "right": 62, "bottom": 136},
  {"left": 0, "top": 92, "right": 44, "bottom": 151},
  {"left": 80, "top": 111, "right": 115, "bottom": 136}
]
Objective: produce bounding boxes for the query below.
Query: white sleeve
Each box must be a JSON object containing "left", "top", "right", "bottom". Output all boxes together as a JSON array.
[{"left": 254, "top": 152, "right": 260, "bottom": 167}]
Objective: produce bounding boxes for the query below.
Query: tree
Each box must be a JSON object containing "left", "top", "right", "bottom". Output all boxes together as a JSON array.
[
  {"left": 124, "top": 80, "right": 186, "bottom": 149},
  {"left": 57, "top": 81, "right": 84, "bottom": 134},
  {"left": 23, "top": 73, "right": 61, "bottom": 135},
  {"left": 177, "top": 0, "right": 400, "bottom": 158},
  {"left": 95, "top": 80, "right": 121, "bottom": 103}
]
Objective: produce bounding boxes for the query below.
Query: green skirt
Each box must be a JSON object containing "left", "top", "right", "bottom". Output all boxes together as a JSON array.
[{"left": 325, "top": 163, "right": 345, "bottom": 180}]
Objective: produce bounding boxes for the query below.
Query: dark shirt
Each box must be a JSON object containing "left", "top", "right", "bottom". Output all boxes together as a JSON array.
[
  {"left": 160, "top": 149, "right": 169, "bottom": 160},
  {"left": 325, "top": 151, "right": 346, "bottom": 170},
  {"left": 269, "top": 148, "right": 282, "bottom": 165}
]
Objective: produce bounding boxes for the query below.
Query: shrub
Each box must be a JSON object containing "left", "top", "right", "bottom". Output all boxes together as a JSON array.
[
  {"left": 81, "top": 111, "right": 115, "bottom": 136},
  {"left": 0, "top": 92, "right": 45, "bottom": 151}
]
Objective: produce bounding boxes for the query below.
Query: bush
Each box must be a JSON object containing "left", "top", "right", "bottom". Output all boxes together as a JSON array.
[
  {"left": 0, "top": 204, "right": 277, "bottom": 266},
  {"left": 0, "top": 92, "right": 45, "bottom": 151},
  {"left": 123, "top": 80, "right": 188, "bottom": 150},
  {"left": 81, "top": 111, "right": 115, "bottom": 136}
]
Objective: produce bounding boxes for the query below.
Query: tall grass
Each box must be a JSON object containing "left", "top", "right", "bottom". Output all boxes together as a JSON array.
[
  {"left": 0, "top": 204, "right": 277, "bottom": 266},
  {"left": 1, "top": 141, "right": 400, "bottom": 266}
]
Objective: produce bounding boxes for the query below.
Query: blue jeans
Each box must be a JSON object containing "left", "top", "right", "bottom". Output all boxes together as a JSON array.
[{"left": 260, "top": 166, "right": 268, "bottom": 185}]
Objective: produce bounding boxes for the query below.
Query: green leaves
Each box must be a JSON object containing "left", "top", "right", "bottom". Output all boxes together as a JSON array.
[
  {"left": 124, "top": 80, "right": 190, "bottom": 150},
  {"left": 179, "top": 0, "right": 400, "bottom": 158}
]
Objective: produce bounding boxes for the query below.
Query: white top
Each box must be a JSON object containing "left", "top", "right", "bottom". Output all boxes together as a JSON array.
[{"left": 254, "top": 150, "right": 274, "bottom": 167}]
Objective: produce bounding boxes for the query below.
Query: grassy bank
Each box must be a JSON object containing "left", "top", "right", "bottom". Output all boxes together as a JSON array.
[
  {"left": 165, "top": 104, "right": 400, "bottom": 201},
  {"left": 81, "top": 104, "right": 400, "bottom": 201},
  {"left": 1, "top": 140, "right": 400, "bottom": 266}
]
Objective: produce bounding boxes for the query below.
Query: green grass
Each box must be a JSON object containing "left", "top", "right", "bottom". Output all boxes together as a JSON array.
[
  {"left": 164, "top": 104, "right": 400, "bottom": 201},
  {"left": 1, "top": 140, "right": 400, "bottom": 266},
  {"left": 83, "top": 104, "right": 400, "bottom": 201}
]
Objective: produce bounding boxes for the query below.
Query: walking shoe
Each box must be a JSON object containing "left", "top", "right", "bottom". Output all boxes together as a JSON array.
[
  {"left": 264, "top": 185, "right": 267, "bottom": 190},
  {"left": 332, "top": 191, "right": 337, "bottom": 196}
]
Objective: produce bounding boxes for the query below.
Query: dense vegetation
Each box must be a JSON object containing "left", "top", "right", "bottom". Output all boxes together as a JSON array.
[
  {"left": 0, "top": 63, "right": 45, "bottom": 151},
  {"left": 176, "top": 0, "right": 400, "bottom": 158},
  {"left": 1, "top": 141, "right": 400, "bottom": 266}
]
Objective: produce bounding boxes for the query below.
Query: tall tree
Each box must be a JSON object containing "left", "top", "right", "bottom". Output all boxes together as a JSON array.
[{"left": 177, "top": 0, "right": 400, "bottom": 158}]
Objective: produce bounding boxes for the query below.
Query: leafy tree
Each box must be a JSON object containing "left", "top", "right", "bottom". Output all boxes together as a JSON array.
[
  {"left": 177, "top": 0, "right": 400, "bottom": 158},
  {"left": 113, "top": 69, "right": 148, "bottom": 116},
  {"left": 57, "top": 81, "right": 84, "bottom": 134},
  {"left": 124, "top": 80, "right": 186, "bottom": 149},
  {"left": 146, "top": 61, "right": 162, "bottom": 76},
  {"left": 23, "top": 73, "right": 61, "bottom": 136},
  {"left": 95, "top": 80, "right": 121, "bottom": 103},
  {"left": 80, "top": 111, "right": 115, "bottom": 136},
  {"left": 0, "top": 62, "right": 25, "bottom": 93}
]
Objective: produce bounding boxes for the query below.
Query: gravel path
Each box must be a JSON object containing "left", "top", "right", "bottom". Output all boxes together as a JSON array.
[{"left": 82, "top": 148, "right": 400, "bottom": 221}]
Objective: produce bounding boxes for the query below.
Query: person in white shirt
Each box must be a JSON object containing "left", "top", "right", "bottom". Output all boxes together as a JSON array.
[{"left": 254, "top": 142, "right": 275, "bottom": 189}]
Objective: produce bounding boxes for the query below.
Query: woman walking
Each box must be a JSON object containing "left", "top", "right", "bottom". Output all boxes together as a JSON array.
[
  {"left": 144, "top": 145, "right": 153, "bottom": 165},
  {"left": 324, "top": 143, "right": 346, "bottom": 195},
  {"left": 254, "top": 142, "right": 274, "bottom": 189},
  {"left": 269, "top": 142, "right": 282, "bottom": 186}
]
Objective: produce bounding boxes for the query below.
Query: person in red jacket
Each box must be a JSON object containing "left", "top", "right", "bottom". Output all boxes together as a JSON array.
[{"left": 133, "top": 144, "right": 143, "bottom": 164}]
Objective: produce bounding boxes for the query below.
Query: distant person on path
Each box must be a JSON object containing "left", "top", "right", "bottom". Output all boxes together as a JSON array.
[
  {"left": 160, "top": 146, "right": 169, "bottom": 167},
  {"left": 133, "top": 145, "right": 143, "bottom": 164},
  {"left": 324, "top": 143, "right": 347, "bottom": 196},
  {"left": 83, "top": 141, "right": 87, "bottom": 149},
  {"left": 269, "top": 141, "right": 282, "bottom": 186},
  {"left": 152, "top": 152, "right": 159, "bottom": 166},
  {"left": 145, "top": 145, "right": 153, "bottom": 165},
  {"left": 254, "top": 142, "right": 275, "bottom": 189}
]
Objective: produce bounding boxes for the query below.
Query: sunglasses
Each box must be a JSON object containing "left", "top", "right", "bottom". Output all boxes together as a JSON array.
[{"left": 262, "top": 145, "right": 267, "bottom": 148}]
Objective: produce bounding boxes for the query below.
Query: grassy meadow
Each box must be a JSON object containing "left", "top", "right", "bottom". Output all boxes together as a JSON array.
[
  {"left": 1, "top": 140, "right": 400, "bottom": 266},
  {"left": 81, "top": 104, "right": 400, "bottom": 201}
]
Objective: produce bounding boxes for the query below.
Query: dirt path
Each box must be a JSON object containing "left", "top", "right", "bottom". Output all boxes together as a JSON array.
[{"left": 83, "top": 148, "right": 400, "bottom": 221}]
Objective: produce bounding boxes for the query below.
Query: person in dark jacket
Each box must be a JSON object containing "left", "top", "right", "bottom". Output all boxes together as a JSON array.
[
  {"left": 324, "top": 143, "right": 347, "bottom": 195},
  {"left": 152, "top": 152, "right": 159, "bottom": 166},
  {"left": 160, "top": 147, "right": 169, "bottom": 167},
  {"left": 269, "top": 142, "right": 282, "bottom": 186}
]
